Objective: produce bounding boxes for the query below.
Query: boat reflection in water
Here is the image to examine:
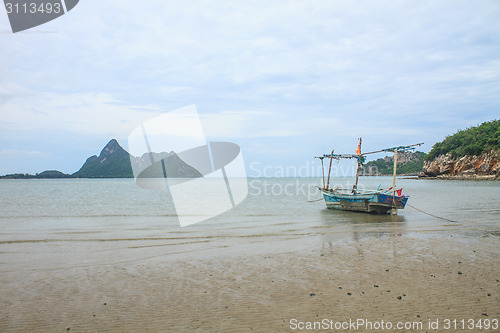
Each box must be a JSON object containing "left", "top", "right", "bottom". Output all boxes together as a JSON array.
[{"left": 318, "top": 208, "right": 409, "bottom": 258}]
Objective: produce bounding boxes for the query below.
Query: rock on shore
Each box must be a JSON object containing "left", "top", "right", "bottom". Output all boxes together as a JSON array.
[{"left": 421, "top": 150, "right": 499, "bottom": 180}]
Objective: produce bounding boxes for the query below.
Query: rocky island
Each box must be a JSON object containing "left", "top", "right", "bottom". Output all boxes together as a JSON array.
[{"left": 0, "top": 139, "right": 202, "bottom": 179}]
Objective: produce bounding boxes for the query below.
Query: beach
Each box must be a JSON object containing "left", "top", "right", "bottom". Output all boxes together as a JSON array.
[
  {"left": 0, "top": 178, "right": 499, "bottom": 332},
  {"left": 1, "top": 236, "right": 499, "bottom": 332}
]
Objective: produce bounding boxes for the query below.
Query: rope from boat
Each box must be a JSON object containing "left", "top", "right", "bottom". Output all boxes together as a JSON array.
[
  {"left": 307, "top": 197, "right": 324, "bottom": 202},
  {"left": 406, "top": 203, "right": 457, "bottom": 223}
]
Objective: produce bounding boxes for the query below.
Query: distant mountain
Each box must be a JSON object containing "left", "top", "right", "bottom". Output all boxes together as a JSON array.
[
  {"left": 131, "top": 151, "right": 203, "bottom": 179},
  {"left": 72, "top": 139, "right": 203, "bottom": 179},
  {"left": 72, "top": 139, "right": 134, "bottom": 178},
  {"left": 0, "top": 139, "right": 203, "bottom": 179},
  {"left": 362, "top": 151, "right": 427, "bottom": 176}
]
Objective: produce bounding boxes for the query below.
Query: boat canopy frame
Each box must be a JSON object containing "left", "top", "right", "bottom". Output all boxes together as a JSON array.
[{"left": 315, "top": 140, "right": 424, "bottom": 195}]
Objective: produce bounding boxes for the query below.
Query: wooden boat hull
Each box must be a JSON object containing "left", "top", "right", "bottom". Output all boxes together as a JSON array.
[{"left": 321, "top": 190, "right": 408, "bottom": 214}]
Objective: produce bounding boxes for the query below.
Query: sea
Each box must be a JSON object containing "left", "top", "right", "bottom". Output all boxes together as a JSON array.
[{"left": 0, "top": 177, "right": 499, "bottom": 272}]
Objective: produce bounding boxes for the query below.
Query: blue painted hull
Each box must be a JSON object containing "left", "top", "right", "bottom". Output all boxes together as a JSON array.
[
  {"left": 376, "top": 193, "right": 408, "bottom": 209},
  {"left": 322, "top": 189, "right": 409, "bottom": 214}
]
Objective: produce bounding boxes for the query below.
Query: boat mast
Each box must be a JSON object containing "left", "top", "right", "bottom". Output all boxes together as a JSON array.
[
  {"left": 325, "top": 149, "right": 334, "bottom": 190},
  {"left": 319, "top": 157, "right": 325, "bottom": 189},
  {"left": 317, "top": 149, "right": 359, "bottom": 191},
  {"left": 377, "top": 142, "right": 423, "bottom": 210},
  {"left": 392, "top": 149, "right": 398, "bottom": 198},
  {"left": 353, "top": 138, "right": 362, "bottom": 193}
]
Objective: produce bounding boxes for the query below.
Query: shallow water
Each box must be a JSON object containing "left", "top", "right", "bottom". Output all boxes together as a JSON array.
[{"left": 0, "top": 177, "right": 499, "bottom": 272}]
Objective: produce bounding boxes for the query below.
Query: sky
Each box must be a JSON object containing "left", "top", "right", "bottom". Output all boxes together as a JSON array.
[{"left": 1, "top": 0, "right": 499, "bottom": 177}]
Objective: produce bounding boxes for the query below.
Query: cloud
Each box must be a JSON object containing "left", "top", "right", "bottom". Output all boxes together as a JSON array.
[
  {"left": 0, "top": 149, "right": 49, "bottom": 158},
  {"left": 0, "top": 0, "right": 499, "bottom": 174},
  {"left": 200, "top": 110, "right": 345, "bottom": 139},
  {"left": 0, "top": 88, "right": 163, "bottom": 137}
]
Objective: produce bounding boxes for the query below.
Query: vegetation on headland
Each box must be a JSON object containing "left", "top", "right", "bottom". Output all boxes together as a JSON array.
[
  {"left": 425, "top": 119, "right": 500, "bottom": 161},
  {"left": 0, "top": 170, "right": 72, "bottom": 179},
  {"left": 72, "top": 139, "right": 134, "bottom": 178},
  {"left": 363, "top": 151, "right": 426, "bottom": 175}
]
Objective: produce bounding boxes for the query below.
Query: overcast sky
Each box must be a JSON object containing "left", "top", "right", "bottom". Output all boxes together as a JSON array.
[{"left": 1, "top": 1, "right": 499, "bottom": 176}]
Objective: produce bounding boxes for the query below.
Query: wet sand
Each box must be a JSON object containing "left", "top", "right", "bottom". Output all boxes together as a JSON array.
[{"left": 1, "top": 235, "right": 498, "bottom": 332}]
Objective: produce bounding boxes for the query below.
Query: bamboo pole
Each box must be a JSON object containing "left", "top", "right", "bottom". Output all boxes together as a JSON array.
[
  {"left": 353, "top": 158, "right": 360, "bottom": 193},
  {"left": 392, "top": 150, "right": 398, "bottom": 196},
  {"left": 325, "top": 149, "right": 334, "bottom": 190},
  {"left": 320, "top": 158, "right": 325, "bottom": 189},
  {"left": 353, "top": 138, "right": 362, "bottom": 193},
  {"left": 391, "top": 150, "right": 398, "bottom": 214}
]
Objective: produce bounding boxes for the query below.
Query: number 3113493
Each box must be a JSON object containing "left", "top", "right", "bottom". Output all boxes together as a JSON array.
[{"left": 5, "top": 2, "right": 62, "bottom": 14}]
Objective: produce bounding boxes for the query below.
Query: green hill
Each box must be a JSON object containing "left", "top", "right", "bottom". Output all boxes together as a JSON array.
[
  {"left": 72, "top": 139, "right": 134, "bottom": 178},
  {"left": 72, "top": 139, "right": 203, "bottom": 179},
  {"left": 363, "top": 151, "right": 427, "bottom": 175},
  {"left": 131, "top": 152, "right": 203, "bottom": 179},
  {"left": 425, "top": 119, "right": 500, "bottom": 161}
]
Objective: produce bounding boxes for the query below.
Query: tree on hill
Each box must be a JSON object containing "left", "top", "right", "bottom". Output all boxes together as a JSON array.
[
  {"left": 426, "top": 119, "right": 500, "bottom": 161},
  {"left": 37, "top": 170, "right": 73, "bottom": 178},
  {"left": 363, "top": 151, "right": 426, "bottom": 175}
]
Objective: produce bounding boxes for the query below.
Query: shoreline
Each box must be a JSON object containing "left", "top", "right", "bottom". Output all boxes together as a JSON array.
[
  {"left": 362, "top": 173, "right": 499, "bottom": 180},
  {"left": 362, "top": 173, "right": 498, "bottom": 180},
  {"left": 418, "top": 174, "right": 499, "bottom": 181}
]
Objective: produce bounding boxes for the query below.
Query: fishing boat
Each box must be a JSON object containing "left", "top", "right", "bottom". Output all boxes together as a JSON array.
[{"left": 315, "top": 139, "right": 423, "bottom": 214}]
